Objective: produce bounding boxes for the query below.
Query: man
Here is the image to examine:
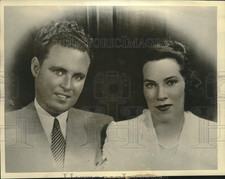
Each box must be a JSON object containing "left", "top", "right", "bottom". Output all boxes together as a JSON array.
[{"left": 5, "top": 20, "right": 113, "bottom": 172}]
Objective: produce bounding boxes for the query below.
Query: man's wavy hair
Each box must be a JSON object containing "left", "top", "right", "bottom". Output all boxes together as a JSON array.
[
  {"left": 33, "top": 19, "right": 92, "bottom": 64},
  {"left": 140, "top": 39, "right": 201, "bottom": 111}
]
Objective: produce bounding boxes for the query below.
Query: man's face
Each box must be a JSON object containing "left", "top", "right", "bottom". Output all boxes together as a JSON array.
[{"left": 32, "top": 44, "right": 90, "bottom": 116}]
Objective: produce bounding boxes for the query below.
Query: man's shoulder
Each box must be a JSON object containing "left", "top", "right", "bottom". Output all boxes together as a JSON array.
[
  {"left": 70, "top": 108, "right": 110, "bottom": 116},
  {"left": 69, "top": 108, "right": 114, "bottom": 126},
  {"left": 69, "top": 107, "right": 113, "bottom": 119},
  {"left": 7, "top": 103, "right": 30, "bottom": 112},
  {"left": 5, "top": 103, "right": 36, "bottom": 122}
]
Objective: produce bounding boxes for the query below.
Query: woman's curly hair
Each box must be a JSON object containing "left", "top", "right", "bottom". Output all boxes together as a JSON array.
[
  {"left": 140, "top": 39, "right": 201, "bottom": 110},
  {"left": 33, "top": 19, "right": 92, "bottom": 64}
]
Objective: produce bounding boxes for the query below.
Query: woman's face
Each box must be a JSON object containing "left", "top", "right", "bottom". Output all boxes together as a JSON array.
[{"left": 143, "top": 58, "right": 185, "bottom": 121}]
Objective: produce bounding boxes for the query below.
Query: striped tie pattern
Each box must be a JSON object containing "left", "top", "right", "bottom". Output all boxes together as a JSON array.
[{"left": 51, "top": 118, "right": 66, "bottom": 168}]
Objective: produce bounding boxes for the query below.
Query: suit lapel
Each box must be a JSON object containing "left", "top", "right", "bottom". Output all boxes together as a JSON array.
[
  {"left": 64, "top": 108, "right": 100, "bottom": 171},
  {"left": 64, "top": 109, "right": 87, "bottom": 170},
  {"left": 27, "top": 104, "right": 98, "bottom": 171},
  {"left": 24, "top": 103, "right": 56, "bottom": 171},
  {"left": 6, "top": 102, "right": 57, "bottom": 172}
]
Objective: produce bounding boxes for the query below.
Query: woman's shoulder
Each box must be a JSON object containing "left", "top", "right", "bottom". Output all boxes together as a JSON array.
[
  {"left": 103, "top": 111, "right": 149, "bottom": 170},
  {"left": 108, "top": 111, "right": 147, "bottom": 127},
  {"left": 106, "top": 110, "right": 148, "bottom": 139},
  {"left": 185, "top": 111, "right": 216, "bottom": 124},
  {"left": 183, "top": 112, "right": 217, "bottom": 168},
  {"left": 184, "top": 111, "right": 217, "bottom": 143}
]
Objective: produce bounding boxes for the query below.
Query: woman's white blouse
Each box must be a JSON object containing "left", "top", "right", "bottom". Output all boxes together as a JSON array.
[{"left": 102, "top": 109, "right": 217, "bottom": 170}]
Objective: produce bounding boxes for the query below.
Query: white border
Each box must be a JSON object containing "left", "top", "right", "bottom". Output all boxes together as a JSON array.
[{"left": 1, "top": 1, "right": 225, "bottom": 178}]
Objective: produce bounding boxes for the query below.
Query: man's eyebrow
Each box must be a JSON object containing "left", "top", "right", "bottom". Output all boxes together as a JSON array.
[
  {"left": 49, "top": 66, "right": 67, "bottom": 72},
  {"left": 164, "top": 76, "right": 178, "bottom": 81},
  {"left": 72, "top": 72, "right": 85, "bottom": 77}
]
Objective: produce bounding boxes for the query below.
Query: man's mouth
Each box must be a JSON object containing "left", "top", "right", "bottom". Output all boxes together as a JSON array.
[
  {"left": 155, "top": 104, "right": 172, "bottom": 112},
  {"left": 55, "top": 93, "right": 70, "bottom": 100}
]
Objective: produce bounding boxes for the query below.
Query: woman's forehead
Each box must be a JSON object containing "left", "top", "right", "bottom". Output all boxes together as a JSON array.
[{"left": 143, "top": 58, "right": 182, "bottom": 80}]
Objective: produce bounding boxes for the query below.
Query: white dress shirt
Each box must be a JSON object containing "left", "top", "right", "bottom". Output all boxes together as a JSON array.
[{"left": 34, "top": 99, "right": 68, "bottom": 144}]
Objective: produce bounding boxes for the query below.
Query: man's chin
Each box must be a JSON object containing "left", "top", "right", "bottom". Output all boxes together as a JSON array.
[{"left": 47, "top": 106, "right": 73, "bottom": 116}]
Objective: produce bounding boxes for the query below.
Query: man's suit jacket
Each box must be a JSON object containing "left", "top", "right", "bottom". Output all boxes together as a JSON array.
[{"left": 5, "top": 102, "right": 113, "bottom": 172}]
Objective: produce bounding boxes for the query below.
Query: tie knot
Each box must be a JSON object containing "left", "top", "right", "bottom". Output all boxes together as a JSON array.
[
  {"left": 52, "top": 118, "right": 61, "bottom": 132},
  {"left": 54, "top": 117, "right": 59, "bottom": 124}
]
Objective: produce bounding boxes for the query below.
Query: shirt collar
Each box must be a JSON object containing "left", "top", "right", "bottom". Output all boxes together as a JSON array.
[{"left": 34, "top": 98, "right": 68, "bottom": 144}]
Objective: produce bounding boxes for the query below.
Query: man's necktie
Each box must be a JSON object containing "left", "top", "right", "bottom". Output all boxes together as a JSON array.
[{"left": 51, "top": 118, "right": 66, "bottom": 168}]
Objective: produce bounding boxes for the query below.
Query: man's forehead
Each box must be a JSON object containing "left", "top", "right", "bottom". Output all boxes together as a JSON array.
[
  {"left": 44, "top": 44, "right": 89, "bottom": 60},
  {"left": 40, "top": 44, "right": 90, "bottom": 72}
]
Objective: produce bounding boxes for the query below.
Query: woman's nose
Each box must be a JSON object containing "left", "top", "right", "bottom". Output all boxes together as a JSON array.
[
  {"left": 157, "top": 86, "right": 168, "bottom": 101},
  {"left": 60, "top": 76, "right": 72, "bottom": 90}
]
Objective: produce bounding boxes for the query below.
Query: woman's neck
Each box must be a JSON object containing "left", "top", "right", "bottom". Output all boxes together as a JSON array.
[{"left": 152, "top": 112, "right": 185, "bottom": 147}]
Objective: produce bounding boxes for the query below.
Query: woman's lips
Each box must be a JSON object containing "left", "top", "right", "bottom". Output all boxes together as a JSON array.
[{"left": 155, "top": 104, "right": 173, "bottom": 112}]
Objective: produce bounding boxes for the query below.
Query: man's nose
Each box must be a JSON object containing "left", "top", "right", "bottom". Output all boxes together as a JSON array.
[
  {"left": 157, "top": 86, "right": 168, "bottom": 101},
  {"left": 60, "top": 76, "right": 72, "bottom": 90}
]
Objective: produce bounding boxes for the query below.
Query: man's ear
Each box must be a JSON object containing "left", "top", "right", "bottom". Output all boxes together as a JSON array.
[{"left": 31, "top": 57, "right": 41, "bottom": 78}]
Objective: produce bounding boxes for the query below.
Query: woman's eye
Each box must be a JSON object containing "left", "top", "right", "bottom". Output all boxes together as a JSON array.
[
  {"left": 166, "top": 80, "right": 177, "bottom": 86},
  {"left": 145, "top": 83, "right": 156, "bottom": 89},
  {"left": 54, "top": 70, "right": 63, "bottom": 76}
]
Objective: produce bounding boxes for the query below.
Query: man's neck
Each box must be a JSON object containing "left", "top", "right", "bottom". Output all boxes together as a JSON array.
[{"left": 34, "top": 98, "right": 68, "bottom": 143}]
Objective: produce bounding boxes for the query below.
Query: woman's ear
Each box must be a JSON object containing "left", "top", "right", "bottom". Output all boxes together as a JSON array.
[{"left": 31, "top": 57, "right": 41, "bottom": 78}]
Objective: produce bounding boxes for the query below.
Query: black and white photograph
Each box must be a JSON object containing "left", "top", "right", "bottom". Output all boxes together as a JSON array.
[{"left": 1, "top": 1, "right": 225, "bottom": 178}]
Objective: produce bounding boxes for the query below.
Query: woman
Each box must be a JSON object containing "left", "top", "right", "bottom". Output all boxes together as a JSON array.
[{"left": 102, "top": 40, "right": 217, "bottom": 170}]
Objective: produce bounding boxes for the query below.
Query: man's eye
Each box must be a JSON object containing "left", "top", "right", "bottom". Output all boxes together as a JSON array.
[
  {"left": 166, "top": 80, "right": 177, "bottom": 86},
  {"left": 54, "top": 71, "right": 64, "bottom": 76},
  {"left": 145, "top": 83, "right": 156, "bottom": 89},
  {"left": 73, "top": 74, "right": 85, "bottom": 81}
]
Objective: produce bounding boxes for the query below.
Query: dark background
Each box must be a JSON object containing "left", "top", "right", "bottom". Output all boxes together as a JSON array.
[{"left": 4, "top": 6, "right": 217, "bottom": 121}]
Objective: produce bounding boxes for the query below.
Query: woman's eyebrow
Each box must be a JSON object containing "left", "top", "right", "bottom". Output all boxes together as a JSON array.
[
  {"left": 164, "top": 76, "right": 178, "bottom": 81},
  {"left": 143, "top": 79, "right": 155, "bottom": 83}
]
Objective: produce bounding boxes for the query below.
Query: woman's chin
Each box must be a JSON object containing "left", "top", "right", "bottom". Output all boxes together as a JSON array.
[
  {"left": 151, "top": 110, "right": 183, "bottom": 123},
  {"left": 154, "top": 115, "right": 173, "bottom": 123}
]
